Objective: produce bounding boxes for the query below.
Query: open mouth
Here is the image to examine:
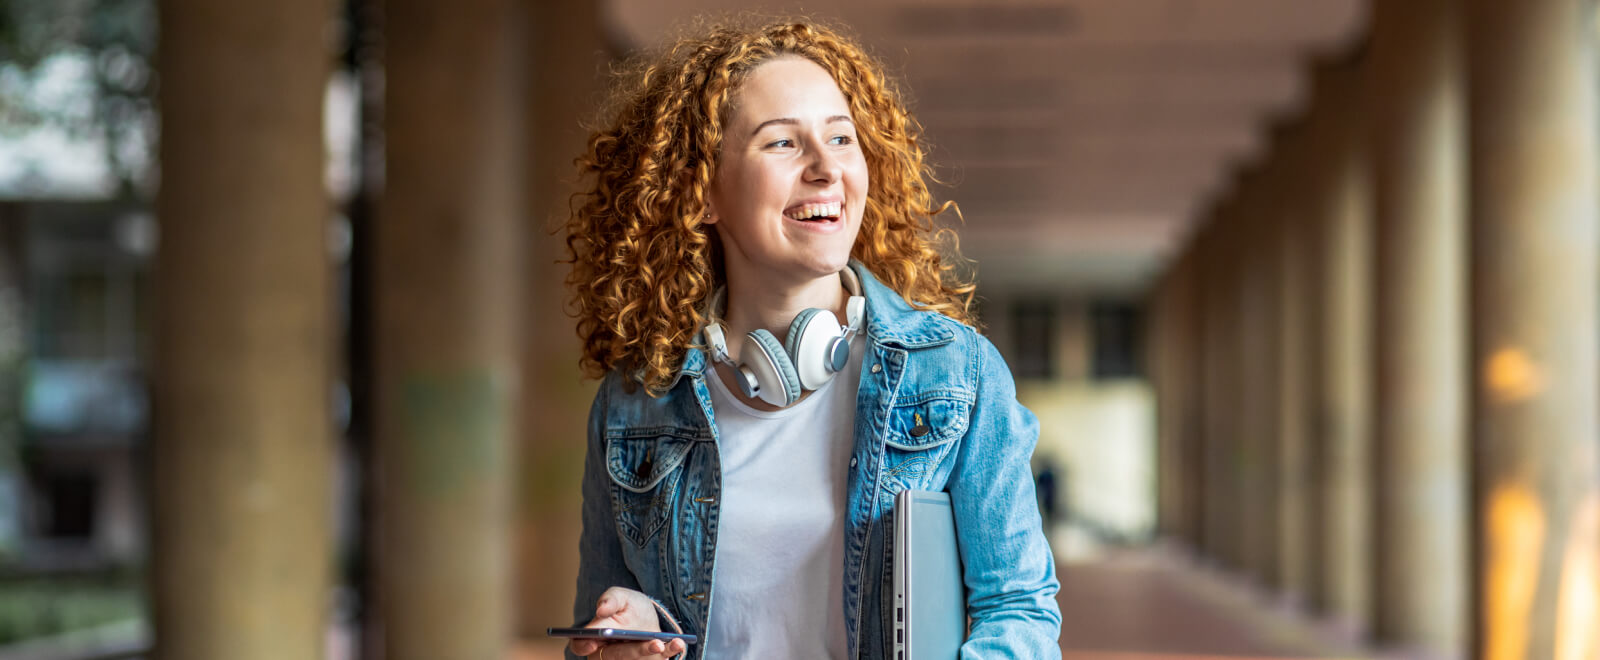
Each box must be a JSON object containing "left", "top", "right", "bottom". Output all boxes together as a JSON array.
[{"left": 784, "top": 201, "right": 843, "bottom": 223}]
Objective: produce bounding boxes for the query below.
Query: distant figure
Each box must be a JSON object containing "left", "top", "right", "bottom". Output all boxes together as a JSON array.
[{"left": 1036, "top": 460, "right": 1059, "bottom": 532}]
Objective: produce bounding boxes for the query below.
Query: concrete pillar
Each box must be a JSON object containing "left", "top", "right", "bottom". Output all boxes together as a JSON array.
[
  {"left": 1155, "top": 253, "right": 1198, "bottom": 546},
  {"left": 1197, "top": 212, "right": 1232, "bottom": 564},
  {"left": 1199, "top": 200, "right": 1242, "bottom": 568},
  {"left": 518, "top": 0, "right": 611, "bottom": 637},
  {"left": 1225, "top": 180, "right": 1252, "bottom": 575},
  {"left": 1308, "top": 56, "right": 1374, "bottom": 636},
  {"left": 1464, "top": 0, "right": 1600, "bottom": 657},
  {"left": 1274, "top": 125, "right": 1313, "bottom": 607},
  {"left": 378, "top": 0, "right": 525, "bottom": 657},
  {"left": 1150, "top": 272, "right": 1174, "bottom": 539},
  {"left": 152, "top": 0, "right": 335, "bottom": 657},
  {"left": 1369, "top": 0, "right": 1469, "bottom": 654},
  {"left": 1172, "top": 252, "right": 1202, "bottom": 548},
  {"left": 1245, "top": 167, "right": 1283, "bottom": 591},
  {"left": 1154, "top": 253, "right": 1196, "bottom": 546},
  {"left": 1230, "top": 164, "right": 1280, "bottom": 587},
  {"left": 1180, "top": 249, "right": 1207, "bottom": 549},
  {"left": 1215, "top": 196, "right": 1248, "bottom": 571}
]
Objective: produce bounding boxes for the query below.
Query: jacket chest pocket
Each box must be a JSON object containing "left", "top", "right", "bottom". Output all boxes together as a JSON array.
[
  {"left": 605, "top": 430, "right": 694, "bottom": 547},
  {"left": 881, "top": 394, "right": 972, "bottom": 489}
]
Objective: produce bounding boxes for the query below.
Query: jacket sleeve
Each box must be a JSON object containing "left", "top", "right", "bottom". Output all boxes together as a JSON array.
[
  {"left": 567, "top": 376, "right": 642, "bottom": 658},
  {"left": 948, "top": 333, "right": 1063, "bottom": 658}
]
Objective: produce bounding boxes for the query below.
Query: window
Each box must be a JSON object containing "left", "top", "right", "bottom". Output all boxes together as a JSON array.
[
  {"left": 1090, "top": 301, "right": 1143, "bottom": 379},
  {"left": 1010, "top": 300, "right": 1055, "bottom": 380}
]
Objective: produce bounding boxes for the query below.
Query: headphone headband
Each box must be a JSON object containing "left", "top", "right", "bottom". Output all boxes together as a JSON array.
[{"left": 702, "top": 269, "right": 866, "bottom": 406}]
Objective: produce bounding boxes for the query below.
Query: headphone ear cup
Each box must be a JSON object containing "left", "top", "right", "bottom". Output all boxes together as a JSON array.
[
  {"left": 744, "top": 329, "right": 801, "bottom": 407},
  {"left": 785, "top": 308, "right": 844, "bottom": 391}
]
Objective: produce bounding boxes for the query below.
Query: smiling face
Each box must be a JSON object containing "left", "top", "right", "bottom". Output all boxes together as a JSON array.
[{"left": 706, "top": 56, "right": 870, "bottom": 290}]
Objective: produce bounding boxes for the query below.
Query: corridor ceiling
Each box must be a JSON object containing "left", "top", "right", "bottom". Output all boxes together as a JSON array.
[{"left": 603, "top": 0, "right": 1365, "bottom": 296}]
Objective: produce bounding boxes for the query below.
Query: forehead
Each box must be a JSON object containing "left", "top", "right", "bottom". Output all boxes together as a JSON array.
[{"left": 727, "top": 56, "right": 853, "bottom": 125}]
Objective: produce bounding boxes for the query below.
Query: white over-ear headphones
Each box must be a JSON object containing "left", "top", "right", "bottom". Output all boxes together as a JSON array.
[{"left": 702, "top": 268, "right": 866, "bottom": 407}]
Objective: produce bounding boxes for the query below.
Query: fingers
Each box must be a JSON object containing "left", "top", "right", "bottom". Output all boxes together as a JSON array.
[
  {"left": 584, "top": 639, "right": 687, "bottom": 659},
  {"left": 588, "top": 587, "right": 659, "bottom": 630},
  {"left": 594, "top": 589, "right": 628, "bottom": 620}
]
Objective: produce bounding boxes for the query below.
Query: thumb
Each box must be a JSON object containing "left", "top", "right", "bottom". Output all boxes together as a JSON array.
[{"left": 594, "top": 594, "right": 627, "bottom": 620}]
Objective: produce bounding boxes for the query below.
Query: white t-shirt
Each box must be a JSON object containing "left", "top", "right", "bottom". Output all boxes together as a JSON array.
[{"left": 702, "top": 333, "right": 864, "bottom": 660}]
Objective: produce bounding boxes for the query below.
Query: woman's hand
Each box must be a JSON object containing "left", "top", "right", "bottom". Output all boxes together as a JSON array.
[{"left": 567, "top": 587, "right": 689, "bottom": 659}]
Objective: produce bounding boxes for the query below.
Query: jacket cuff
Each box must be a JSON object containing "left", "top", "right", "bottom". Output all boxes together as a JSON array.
[{"left": 651, "top": 597, "right": 688, "bottom": 659}]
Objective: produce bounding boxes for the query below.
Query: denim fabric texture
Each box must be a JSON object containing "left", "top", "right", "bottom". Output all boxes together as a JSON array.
[{"left": 570, "top": 261, "right": 1062, "bottom": 659}]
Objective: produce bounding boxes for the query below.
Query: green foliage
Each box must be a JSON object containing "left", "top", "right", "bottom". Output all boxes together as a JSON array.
[
  {"left": 0, "top": 0, "right": 156, "bottom": 197},
  {"left": 0, "top": 570, "right": 143, "bottom": 645}
]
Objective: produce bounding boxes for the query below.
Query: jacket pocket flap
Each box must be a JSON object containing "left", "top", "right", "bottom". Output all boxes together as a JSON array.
[
  {"left": 885, "top": 395, "right": 971, "bottom": 450},
  {"left": 605, "top": 431, "right": 694, "bottom": 493}
]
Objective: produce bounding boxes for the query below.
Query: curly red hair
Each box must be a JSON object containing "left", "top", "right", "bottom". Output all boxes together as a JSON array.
[{"left": 565, "top": 19, "right": 976, "bottom": 395}]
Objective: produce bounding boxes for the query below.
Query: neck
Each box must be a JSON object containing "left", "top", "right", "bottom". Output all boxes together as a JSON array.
[{"left": 722, "top": 271, "right": 849, "bottom": 348}]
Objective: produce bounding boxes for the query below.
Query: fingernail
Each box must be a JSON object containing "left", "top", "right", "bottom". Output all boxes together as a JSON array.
[{"left": 651, "top": 641, "right": 664, "bottom": 652}]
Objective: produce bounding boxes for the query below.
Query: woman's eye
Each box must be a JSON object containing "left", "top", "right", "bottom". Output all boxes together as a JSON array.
[
  {"left": 767, "top": 138, "right": 794, "bottom": 148},
  {"left": 830, "top": 135, "right": 855, "bottom": 146}
]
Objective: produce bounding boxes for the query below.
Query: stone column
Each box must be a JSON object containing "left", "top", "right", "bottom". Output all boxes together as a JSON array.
[
  {"left": 152, "top": 0, "right": 335, "bottom": 657},
  {"left": 1200, "top": 197, "right": 1245, "bottom": 568},
  {"left": 518, "top": 0, "right": 612, "bottom": 636},
  {"left": 1150, "top": 271, "right": 1174, "bottom": 539},
  {"left": 1231, "top": 163, "right": 1280, "bottom": 587},
  {"left": 1464, "top": 0, "right": 1600, "bottom": 657},
  {"left": 1220, "top": 196, "right": 1248, "bottom": 571},
  {"left": 1369, "top": 0, "right": 1469, "bottom": 654},
  {"left": 1156, "top": 253, "right": 1198, "bottom": 546},
  {"left": 1308, "top": 56, "right": 1374, "bottom": 636},
  {"left": 378, "top": 0, "right": 525, "bottom": 657},
  {"left": 1273, "top": 120, "right": 1314, "bottom": 608},
  {"left": 1173, "top": 251, "right": 1203, "bottom": 549},
  {"left": 1197, "top": 211, "right": 1231, "bottom": 564},
  {"left": 1246, "top": 165, "right": 1284, "bottom": 591},
  {"left": 1180, "top": 247, "right": 1207, "bottom": 549}
]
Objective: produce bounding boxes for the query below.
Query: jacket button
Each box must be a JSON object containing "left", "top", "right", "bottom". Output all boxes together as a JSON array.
[
  {"left": 849, "top": 457, "right": 857, "bottom": 468},
  {"left": 871, "top": 364, "right": 881, "bottom": 374},
  {"left": 910, "top": 425, "right": 931, "bottom": 438}
]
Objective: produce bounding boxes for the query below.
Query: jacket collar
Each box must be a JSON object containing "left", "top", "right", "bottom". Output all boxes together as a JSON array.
[
  {"left": 850, "top": 260, "right": 958, "bottom": 349},
  {"left": 674, "top": 261, "right": 957, "bottom": 385}
]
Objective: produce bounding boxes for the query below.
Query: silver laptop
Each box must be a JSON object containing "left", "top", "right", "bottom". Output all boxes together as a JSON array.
[{"left": 892, "top": 490, "right": 966, "bottom": 660}]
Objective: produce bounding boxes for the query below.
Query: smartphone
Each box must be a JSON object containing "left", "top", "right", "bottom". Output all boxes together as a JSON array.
[{"left": 546, "top": 627, "right": 697, "bottom": 644}]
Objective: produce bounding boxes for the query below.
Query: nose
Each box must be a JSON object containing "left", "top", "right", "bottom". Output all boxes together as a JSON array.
[{"left": 804, "top": 142, "right": 842, "bottom": 184}]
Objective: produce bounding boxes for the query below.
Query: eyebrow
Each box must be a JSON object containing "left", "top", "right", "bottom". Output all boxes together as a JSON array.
[{"left": 750, "top": 115, "right": 854, "bottom": 137}]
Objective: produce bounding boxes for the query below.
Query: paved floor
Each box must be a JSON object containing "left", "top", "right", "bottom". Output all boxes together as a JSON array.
[
  {"left": 1054, "top": 544, "right": 1364, "bottom": 660},
  {"left": 0, "top": 535, "right": 1370, "bottom": 660},
  {"left": 521, "top": 536, "right": 1369, "bottom": 660}
]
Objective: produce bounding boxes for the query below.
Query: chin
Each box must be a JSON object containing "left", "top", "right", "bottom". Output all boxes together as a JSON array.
[{"left": 812, "top": 251, "right": 854, "bottom": 275}]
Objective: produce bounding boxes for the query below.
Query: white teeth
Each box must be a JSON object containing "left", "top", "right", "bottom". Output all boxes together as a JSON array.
[{"left": 787, "top": 202, "right": 842, "bottom": 220}]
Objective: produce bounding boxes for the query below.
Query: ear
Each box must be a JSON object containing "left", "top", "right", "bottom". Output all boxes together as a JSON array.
[{"left": 701, "top": 207, "right": 719, "bottom": 225}]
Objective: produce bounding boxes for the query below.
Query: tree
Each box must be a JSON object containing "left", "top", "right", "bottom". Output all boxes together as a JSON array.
[{"left": 0, "top": 0, "right": 157, "bottom": 199}]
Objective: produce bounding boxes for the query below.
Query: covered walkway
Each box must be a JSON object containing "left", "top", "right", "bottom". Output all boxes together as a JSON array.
[{"left": 2, "top": 0, "right": 1596, "bottom": 659}]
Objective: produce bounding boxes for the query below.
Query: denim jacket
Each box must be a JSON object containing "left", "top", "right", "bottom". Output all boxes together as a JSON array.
[{"left": 571, "top": 262, "right": 1062, "bottom": 659}]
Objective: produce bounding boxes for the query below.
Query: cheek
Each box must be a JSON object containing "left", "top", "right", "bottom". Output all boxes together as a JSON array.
[
  {"left": 850, "top": 163, "right": 870, "bottom": 211},
  {"left": 845, "top": 156, "right": 869, "bottom": 192}
]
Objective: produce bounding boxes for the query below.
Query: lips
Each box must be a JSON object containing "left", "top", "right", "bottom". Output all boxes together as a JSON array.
[{"left": 783, "top": 200, "right": 843, "bottom": 222}]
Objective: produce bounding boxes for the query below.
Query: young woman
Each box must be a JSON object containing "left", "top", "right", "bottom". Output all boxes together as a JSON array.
[{"left": 562, "top": 20, "right": 1060, "bottom": 660}]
